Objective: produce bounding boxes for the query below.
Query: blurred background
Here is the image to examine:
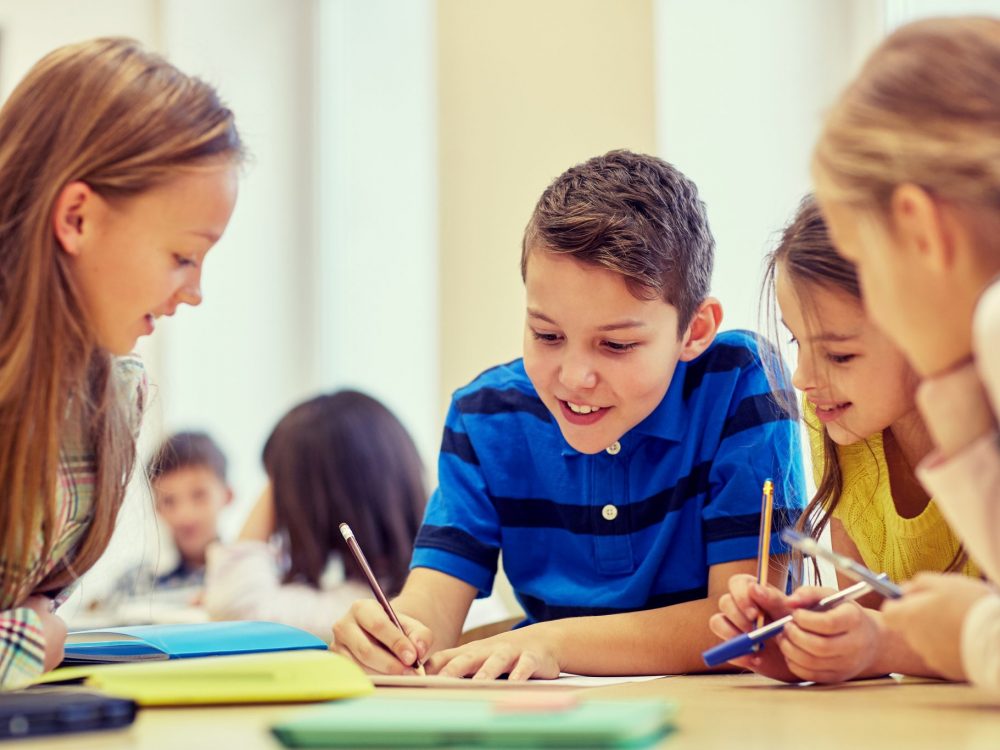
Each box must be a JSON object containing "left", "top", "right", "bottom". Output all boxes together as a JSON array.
[{"left": 1, "top": 0, "right": 996, "bottom": 605}]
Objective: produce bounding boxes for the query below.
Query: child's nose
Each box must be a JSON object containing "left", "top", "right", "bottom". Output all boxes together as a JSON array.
[
  {"left": 791, "top": 356, "right": 813, "bottom": 391},
  {"left": 559, "top": 353, "right": 598, "bottom": 391},
  {"left": 177, "top": 275, "right": 203, "bottom": 308}
]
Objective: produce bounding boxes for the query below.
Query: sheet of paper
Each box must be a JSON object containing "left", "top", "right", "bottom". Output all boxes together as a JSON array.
[{"left": 371, "top": 672, "right": 668, "bottom": 689}]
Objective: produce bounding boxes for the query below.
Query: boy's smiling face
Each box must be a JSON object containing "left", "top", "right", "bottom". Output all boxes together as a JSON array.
[{"left": 523, "top": 247, "right": 689, "bottom": 454}]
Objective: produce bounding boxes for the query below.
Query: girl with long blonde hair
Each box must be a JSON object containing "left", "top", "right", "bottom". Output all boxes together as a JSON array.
[
  {"left": 0, "top": 37, "right": 241, "bottom": 689},
  {"left": 812, "top": 16, "right": 1000, "bottom": 690}
]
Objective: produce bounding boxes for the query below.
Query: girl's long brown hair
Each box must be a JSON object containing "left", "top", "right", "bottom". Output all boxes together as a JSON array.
[
  {"left": 263, "top": 391, "right": 427, "bottom": 596},
  {"left": 761, "top": 196, "right": 859, "bottom": 583},
  {"left": 762, "top": 195, "right": 965, "bottom": 582},
  {"left": 0, "top": 38, "right": 242, "bottom": 605}
]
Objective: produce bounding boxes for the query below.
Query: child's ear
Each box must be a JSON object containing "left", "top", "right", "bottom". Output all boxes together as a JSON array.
[
  {"left": 223, "top": 486, "right": 234, "bottom": 506},
  {"left": 678, "top": 297, "right": 723, "bottom": 362},
  {"left": 51, "top": 181, "right": 96, "bottom": 256},
  {"left": 889, "top": 183, "right": 954, "bottom": 272}
]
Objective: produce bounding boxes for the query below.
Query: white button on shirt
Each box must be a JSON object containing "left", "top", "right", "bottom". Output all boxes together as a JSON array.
[
  {"left": 606, "top": 441, "right": 621, "bottom": 455},
  {"left": 602, "top": 504, "right": 618, "bottom": 521}
]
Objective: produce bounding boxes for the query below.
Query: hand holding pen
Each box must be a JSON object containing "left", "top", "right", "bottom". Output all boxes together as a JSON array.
[
  {"left": 335, "top": 523, "right": 427, "bottom": 675},
  {"left": 707, "top": 530, "right": 903, "bottom": 682}
]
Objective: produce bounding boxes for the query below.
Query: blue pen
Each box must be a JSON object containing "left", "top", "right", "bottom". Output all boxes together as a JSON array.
[
  {"left": 780, "top": 528, "right": 905, "bottom": 599},
  {"left": 703, "top": 579, "right": 877, "bottom": 667}
]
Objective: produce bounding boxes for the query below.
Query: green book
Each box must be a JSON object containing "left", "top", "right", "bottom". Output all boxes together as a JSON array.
[{"left": 272, "top": 696, "right": 675, "bottom": 748}]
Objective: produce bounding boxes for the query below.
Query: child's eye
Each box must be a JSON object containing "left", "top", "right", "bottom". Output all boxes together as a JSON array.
[
  {"left": 827, "top": 353, "right": 856, "bottom": 364},
  {"left": 787, "top": 336, "right": 799, "bottom": 347},
  {"left": 174, "top": 254, "right": 198, "bottom": 268},
  {"left": 531, "top": 330, "right": 562, "bottom": 344},
  {"left": 603, "top": 340, "right": 638, "bottom": 353}
]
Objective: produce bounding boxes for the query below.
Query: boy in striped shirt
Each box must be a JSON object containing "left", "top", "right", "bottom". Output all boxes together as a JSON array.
[{"left": 332, "top": 150, "right": 805, "bottom": 678}]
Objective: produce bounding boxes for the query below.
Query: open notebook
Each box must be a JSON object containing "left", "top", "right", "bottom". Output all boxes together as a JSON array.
[{"left": 61, "top": 621, "right": 326, "bottom": 664}]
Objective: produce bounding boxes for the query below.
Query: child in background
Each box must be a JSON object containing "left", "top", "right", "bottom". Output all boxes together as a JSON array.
[
  {"left": 811, "top": 17, "right": 1000, "bottom": 689},
  {"left": 144, "top": 432, "right": 233, "bottom": 590},
  {"left": 204, "top": 391, "right": 428, "bottom": 642},
  {"left": 0, "top": 38, "right": 241, "bottom": 689},
  {"left": 332, "top": 150, "right": 806, "bottom": 680},
  {"left": 710, "top": 196, "right": 978, "bottom": 684}
]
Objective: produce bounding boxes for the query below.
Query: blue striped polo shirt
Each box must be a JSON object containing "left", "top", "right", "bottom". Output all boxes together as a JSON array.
[{"left": 412, "top": 329, "right": 805, "bottom": 625}]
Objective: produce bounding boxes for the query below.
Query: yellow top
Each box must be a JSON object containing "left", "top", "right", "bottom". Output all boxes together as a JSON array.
[{"left": 804, "top": 402, "right": 978, "bottom": 583}]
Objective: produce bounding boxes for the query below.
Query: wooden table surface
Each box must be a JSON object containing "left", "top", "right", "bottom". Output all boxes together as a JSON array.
[{"left": 14, "top": 673, "right": 1000, "bottom": 749}]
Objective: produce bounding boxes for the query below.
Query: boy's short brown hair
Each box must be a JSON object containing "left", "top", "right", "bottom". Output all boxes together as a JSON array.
[
  {"left": 522, "top": 149, "right": 714, "bottom": 332},
  {"left": 147, "top": 431, "right": 228, "bottom": 484}
]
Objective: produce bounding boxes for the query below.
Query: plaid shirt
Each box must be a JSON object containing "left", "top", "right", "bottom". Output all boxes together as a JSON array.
[{"left": 0, "top": 356, "right": 145, "bottom": 690}]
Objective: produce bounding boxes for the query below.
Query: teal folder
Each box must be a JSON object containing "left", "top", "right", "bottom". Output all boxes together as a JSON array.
[
  {"left": 271, "top": 696, "right": 675, "bottom": 748},
  {"left": 62, "top": 621, "right": 327, "bottom": 664}
]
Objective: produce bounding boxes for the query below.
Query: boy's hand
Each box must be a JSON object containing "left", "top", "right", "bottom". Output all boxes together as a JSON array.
[
  {"left": 23, "top": 595, "right": 67, "bottom": 672},
  {"left": 882, "top": 573, "right": 995, "bottom": 681},
  {"left": 777, "top": 586, "right": 882, "bottom": 683},
  {"left": 426, "top": 627, "right": 560, "bottom": 681},
  {"left": 709, "top": 574, "right": 800, "bottom": 682},
  {"left": 330, "top": 599, "right": 432, "bottom": 675}
]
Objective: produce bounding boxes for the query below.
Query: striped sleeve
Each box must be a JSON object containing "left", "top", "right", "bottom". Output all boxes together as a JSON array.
[
  {"left": 0, "top": 606, "right": 45, "bottom": 690},
  {"left": 411, "top": 399, "right": 501, "bottom": 595},
  {"left": 701, "top": 341, "right": 806, "bottom": 566}
]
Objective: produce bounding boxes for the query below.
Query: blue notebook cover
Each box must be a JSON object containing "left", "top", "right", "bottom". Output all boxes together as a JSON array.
[{"left": 63, "top": 621, "right": 327, "bottom": 664}]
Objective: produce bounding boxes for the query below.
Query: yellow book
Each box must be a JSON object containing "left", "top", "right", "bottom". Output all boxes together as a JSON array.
[{"left": 34, "top": 650, "right": 373, "bottom": 706}]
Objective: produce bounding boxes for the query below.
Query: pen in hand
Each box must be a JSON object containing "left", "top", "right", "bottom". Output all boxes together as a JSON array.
[
  {"left": 703, "top": 578, "right": 882, "bottom": 667},
  {"left": 755, "top": 479, "right": 775, "bottom": 630},
  {"left": 339, "top": 522, "right": 426, "bottom": 676}
]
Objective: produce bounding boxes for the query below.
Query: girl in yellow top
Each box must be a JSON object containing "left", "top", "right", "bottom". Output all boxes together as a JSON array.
[{"left": 710, "top": 196, "right": 975, "bottom": 684}]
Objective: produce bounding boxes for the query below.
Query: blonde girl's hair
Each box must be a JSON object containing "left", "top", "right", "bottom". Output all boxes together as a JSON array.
[
  {"left": 813, "top": 16, "right": 1000, "bottom": 216},
  {"left": 0, "top": 38, "right": 242, "bottom": 605}
]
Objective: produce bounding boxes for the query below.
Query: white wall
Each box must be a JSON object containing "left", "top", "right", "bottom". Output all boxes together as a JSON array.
[
  {"left": 316, "top": 0, "right": 439, "bottom": 468},
  {"left": 155, "top": 0, "right": 320, "bottom": 527},
  {"left": 653, "top": 0, "right": 884, "bottom": 333}
]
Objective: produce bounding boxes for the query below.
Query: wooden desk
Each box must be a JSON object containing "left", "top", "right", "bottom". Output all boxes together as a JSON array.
[{"left": 16, "top": 674, "right": 1000, "bottom": 749}]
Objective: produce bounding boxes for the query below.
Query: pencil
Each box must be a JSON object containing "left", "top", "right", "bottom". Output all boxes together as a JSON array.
[
  {"left": 339, "top": 522, "right": 426, "bottom": 676},
  {"left": 755, "top": 479, "right": 774, "bottom": 630}
]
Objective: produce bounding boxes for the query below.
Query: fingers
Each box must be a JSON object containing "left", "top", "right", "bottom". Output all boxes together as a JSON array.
[
  {"left": 899, "top": 571, "right": 947, "bottom": 595},
  {"left": 331, "top": 600, "right": 428, "bottom": 675},
  {"left": 398, "top": 615, "right": 433, "bottom": 664},
  {"left": 715, "top": 593, "right": 755, "bottom": 634},
  {"left": 791, "top": 601, "right": 862, "bottom": 636},
  {"left": 786, "top": 585, "right": 837, "bottom": 609},
  {"left": 429, "top": 642, "right": 557, "bottom": 682},
  {"left": 746, "top": 583, "right": 793, "bottom": 621},
  {"left": 726, "top": 575, "right": 760, "bottom": 620},
  {"left": 430, "top": 646, "right": 493, "bottom": 679},
  {"left": 708, "top": 611, "right": 744, "bottom": 641}
]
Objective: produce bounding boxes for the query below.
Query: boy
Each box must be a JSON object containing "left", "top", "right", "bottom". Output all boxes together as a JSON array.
[
  {"left": 144, "top": 431, "right": 233, "bottom": 590},
  {"left": 332, "top": 150, "right": 804, "bottom": 678}
]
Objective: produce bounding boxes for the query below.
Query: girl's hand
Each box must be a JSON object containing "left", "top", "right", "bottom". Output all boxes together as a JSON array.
[
  {"left": 426, "top": 627, "right": 561, "bottom": 681},
  {"left": 709, "top": 574, "right": 800, "bottom": 682},
  {"left": 23, "top": 595, "right": 67, "bottom": 672},
  {"left": 777, "top": 586, "right": 882, "bottom": 683},
  {"left": 330, "top": 598, "right": 432, "bottom": 675},
  {"left": 882, "top": 573, "right": 995, "bottom": 681}
]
